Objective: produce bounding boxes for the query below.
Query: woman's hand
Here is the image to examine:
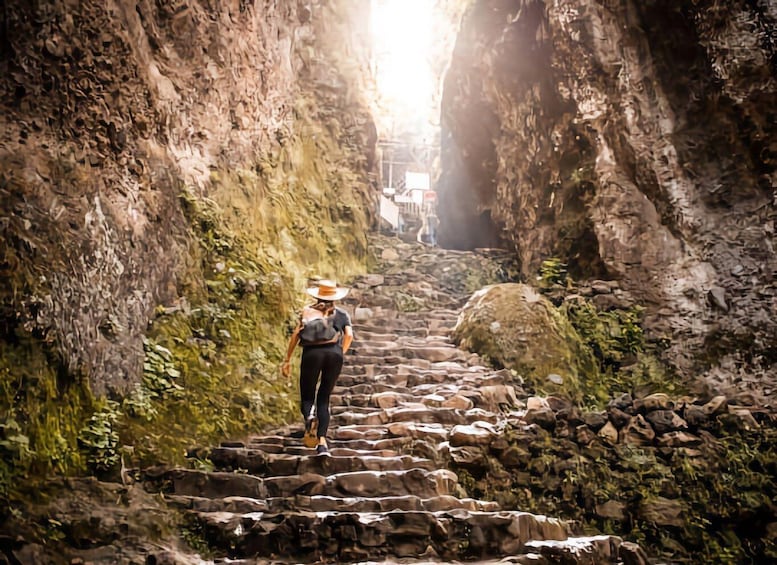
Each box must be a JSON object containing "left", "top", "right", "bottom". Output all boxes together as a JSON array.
[{"left": 281, "top": 360, "right": 291, "bottom": 378}]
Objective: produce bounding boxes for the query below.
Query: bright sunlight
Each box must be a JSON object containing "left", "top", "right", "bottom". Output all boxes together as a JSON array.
[{"left": 369, "top": 0, "right": 465, "bottom": 138}]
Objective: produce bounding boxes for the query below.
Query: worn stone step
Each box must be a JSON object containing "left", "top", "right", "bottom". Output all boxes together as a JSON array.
[
  {"left": 332, "top": 382, "right": 412, "bottom": 396},
  {"left": 331, "top": 422, "right": 450, "bottom": 443},
  {"left": 208, "top": 447, "right": 437, "bottom": 475},
  {"left": 331, "top": 406, "right": 499, "bottom": 427},
  {"left": 334, "top": 384, "right": 517, "bottom": 412},
  {"left": 331, "top": 390, "right": 476, "bottom": 411},
  {"left": 339, "top": 367, "right": 468, "bottom": 386},
  {"left": 169, "top": 493, "right": 499, "bottom": 514},
  {"left": 340, "top": 363, "right": 480, "bottom": 379},
  {"left": 356, "top": 310, "right": 458, "bottom": 324},
  {"left": 247, "top": 434, "right": 418, "bottom": 453},
  {"left": 152, "top": 468, "right": 458, "bottom": 499},
  {"left": 354, "top": 332, "right": 454, "bottom": 345},
  {"left": 191, "top": 509, "right": 571, "bottom": 562},
  {"left": 238, "top": 435, "right": 423, "bottom": 457},
  {"left": 241, "top": 442, "right": 408, "bottom": 457},
  {"left": 353, "top": 324, "right": 434, "bottom": 337},
  {"left": 354, "top": 345, "right": 467, "bottom": 363},
  {"left": 353, "top": 320, "right": 432, "bottom": 332}
]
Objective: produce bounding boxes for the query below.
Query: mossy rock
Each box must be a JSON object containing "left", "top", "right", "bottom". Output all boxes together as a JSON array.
[{"left": 452, "top": 283, "right": 598, "bottom": 401}]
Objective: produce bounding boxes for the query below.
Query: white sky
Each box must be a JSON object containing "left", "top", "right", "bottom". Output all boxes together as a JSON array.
[{"left": 370, "top": 0, "right": 438, "bottom": 137}]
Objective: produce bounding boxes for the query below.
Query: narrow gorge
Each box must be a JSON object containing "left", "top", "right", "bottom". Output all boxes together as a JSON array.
[{"left": 1, "top": 1, "right": 775, "bottom": 564}]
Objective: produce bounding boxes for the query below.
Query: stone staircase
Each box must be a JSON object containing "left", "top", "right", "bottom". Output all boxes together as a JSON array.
[{"left": 146, "top": 243, "right": 644, "bottom": 564}]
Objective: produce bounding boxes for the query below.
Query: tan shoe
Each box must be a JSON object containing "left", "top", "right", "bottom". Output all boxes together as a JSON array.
[{"left": 303, "top": 417, "right": 318, "bottom": 448}]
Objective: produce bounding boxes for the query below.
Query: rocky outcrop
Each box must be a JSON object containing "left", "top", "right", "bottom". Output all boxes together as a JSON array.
[
  {"left": 0, "top": 0, "right": 376, "bottom": 395},
  {"left": 439, "top": 0, "right": 777, "bottom": 402}
]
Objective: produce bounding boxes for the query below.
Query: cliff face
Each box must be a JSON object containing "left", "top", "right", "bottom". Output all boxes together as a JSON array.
[
  {"left": 439, "top": 0, "right": 776, "bottom": 399},
  {"left": 0, "top": 0, "right": 376, "bottom": 396}
]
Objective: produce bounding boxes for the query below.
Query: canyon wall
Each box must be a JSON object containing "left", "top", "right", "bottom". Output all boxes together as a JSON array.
[
  {"left": 1, "top": 0, "right": 377, "bottom": 396},
  {"left": 439, "top": 0, "right": 776, "bottom": 399}
]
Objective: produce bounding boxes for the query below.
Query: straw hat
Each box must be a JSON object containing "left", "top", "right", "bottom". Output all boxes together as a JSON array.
[{"left": 306, "top": 279, "right": 349, "bottom": 301}]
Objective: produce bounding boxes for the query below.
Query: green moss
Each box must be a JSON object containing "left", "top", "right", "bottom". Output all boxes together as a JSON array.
[
  {"left": 1, "top": 97, "right": 372, "bottom": 492},
  {"left": 0, "top": 337, "right": 95, "bottom": 500},
  {"left": 116, "top": 107, "right": 371, "bottom": 465},
  {"left": 561, "top": 298, "right": 682, "bottom": 406},
  {"left": 454, "top": 284, "right": 598, "bottom": 402},
  {"left": 464, "top": 422, "right": 777, "bottom": 563}
]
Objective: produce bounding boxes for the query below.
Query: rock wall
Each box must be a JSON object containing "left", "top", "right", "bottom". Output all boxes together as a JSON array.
[
  {"left": 439, "top": 0, "right": 777, "bottom": 399},
  {"left": 0, "top": 0, "right": 377, "bottom": 395}
]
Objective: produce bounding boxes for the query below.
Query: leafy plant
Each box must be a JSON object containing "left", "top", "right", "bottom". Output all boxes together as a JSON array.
[
  {"left": 78, "top": 401, "right": 121, "bottom": 472},
  {"left": 0, "top": 418, "right": 32, "bottom": 460},
  {"left": 142, "top": 338, "right": 184, "bottom": 399},
  {"left": 564, "top": 300, "right": 645, "bottom": 367},
  {"left": 538, "top": 257, "right": 568, "bottom": 286}
]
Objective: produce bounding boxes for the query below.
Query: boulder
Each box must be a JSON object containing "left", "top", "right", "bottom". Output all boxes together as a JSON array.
[
  {"left": 638, "top": 497, "right": 685, "bottom": 527},
  {"left": 645, "top": 410, "right": 688, "bottom": 434},
  {"left": 620, "top": 415, "right": 656, "bottom": 446},
  {"left": 453, "top": 283, "right": 598, "bottom": 400}
]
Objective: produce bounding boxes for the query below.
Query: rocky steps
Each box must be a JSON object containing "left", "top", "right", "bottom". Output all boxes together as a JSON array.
[{"left": 142, "top": 241, "right": 648, "bottom": 564}]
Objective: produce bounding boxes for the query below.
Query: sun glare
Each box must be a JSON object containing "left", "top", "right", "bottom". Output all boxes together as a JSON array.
[{"left": 370, "top": 0, "right": 437, "bottom": 134}]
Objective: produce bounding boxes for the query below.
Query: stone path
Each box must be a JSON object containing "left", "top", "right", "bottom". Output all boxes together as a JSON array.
[{"left": 147, "top": 242, "right": 644, "bottom": 564}]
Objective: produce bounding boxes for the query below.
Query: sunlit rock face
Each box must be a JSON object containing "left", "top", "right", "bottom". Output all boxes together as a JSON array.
[
  {"left": 439, "top": 0, "right": 776, "bottom": 398},
  {"left": 0, "top": 1, "right": 376, "bottom": 393}
]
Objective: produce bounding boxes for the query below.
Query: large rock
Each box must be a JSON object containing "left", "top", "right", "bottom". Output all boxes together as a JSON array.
[{"left": 453, "top": 283, "right": 597, "bottom": 400}]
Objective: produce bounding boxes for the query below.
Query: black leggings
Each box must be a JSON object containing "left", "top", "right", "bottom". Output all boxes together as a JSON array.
[{"left": 299, "top": 343, "right": 343, "bottom": 438}]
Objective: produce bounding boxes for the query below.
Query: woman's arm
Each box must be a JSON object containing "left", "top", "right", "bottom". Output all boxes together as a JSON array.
[
  {"left": 341, "top": 325, "right": 353, "bottom": 355},
  {"left": 281, "top": 325, "right": 301, "bottom": 378}
]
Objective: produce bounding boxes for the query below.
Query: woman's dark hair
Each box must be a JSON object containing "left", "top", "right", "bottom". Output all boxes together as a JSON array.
[{"left": 313, "top": 299, "right": 335, "bottom": 316}]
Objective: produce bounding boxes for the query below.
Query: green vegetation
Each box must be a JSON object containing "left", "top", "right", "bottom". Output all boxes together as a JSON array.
[
  {"left": 561, "top": 298, "right": 680, "bottom": 406},
  {"left": 0, "top": 98, "right": 371, "bottom": 501},
  {"left": 537, "top": 257, "right": 568, "bottom": 287},
  {"left": 0, "top": 338, "right": 93, "bottom": 499},
  {"left": 452, "top": 258, "right": 770, "bottom": 563},
  {"left": 77, "top": 400, "right": 121, "bottom": 473}
]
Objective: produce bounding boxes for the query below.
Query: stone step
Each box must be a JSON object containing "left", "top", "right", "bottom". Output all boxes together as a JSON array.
[
  {"left": 190, "top": 509, "right": 572, "bottom": 562},
  {"left": 208, "top": 446, "right": 437, "bottom": 475},
  {"left": 353, "top": 319, "right": 434, "bottom": 332},
  {"left": 338, "top": 368, "right": 512, "bottom": 390},
  {"left": 339, "top": 368, "right": 467, "bottom": 386},
  {"left": 153, "top": 468, "right": 459, "bottom": 499},
  {"left": 331, "top": 406, "right": 499, "bottom": 427},
  {"left": 333, "top": 382, "right": 412, "bottom": 395},
  {"left": 246, "top": 434, "right": 417, "bottom": 453},
  {"left": 332, "top": 384, "right": 518, "bottom": 412},
  {"left": 353, "top": 345, "right": 467, "bottom": 363},
  {"left": 239, "top": 442, "right": 408, "bottom": 457},
  {"left": 331, "top": 390, "right": 475, "bottom": 411},
  {"left": 169, "top": 493, "right": 499, "bottom": 514},
  {"left": 354, "top": 312, "right": 458, "bottom": 327},
  {"left": 331, "top": 422, "right": 451, "bottom": 443},
  {"left": 353, "top": 324, "right": 435, "bottom": 337}
]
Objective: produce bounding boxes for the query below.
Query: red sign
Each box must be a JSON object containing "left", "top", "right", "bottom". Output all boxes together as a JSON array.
[{"left": 423, "top": 190, "right": 437, "bottom": 201}]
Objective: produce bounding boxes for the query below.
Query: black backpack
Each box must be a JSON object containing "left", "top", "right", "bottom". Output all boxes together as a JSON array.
[{"left": 299, "top": 310, "right": 339, "bottom": 345}]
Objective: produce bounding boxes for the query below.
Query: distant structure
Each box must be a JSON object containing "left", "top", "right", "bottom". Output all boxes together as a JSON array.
[{"left": 378, "top": 138, "right": 437, "bottom": 238}]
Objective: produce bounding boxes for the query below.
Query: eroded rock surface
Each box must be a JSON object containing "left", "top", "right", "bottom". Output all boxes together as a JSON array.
[
  {"left": 0, "top": 0, "right": 376, "bottom": 394},
  {"left": 439, "top": 0, "right": 777, "bottom": 404}
]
